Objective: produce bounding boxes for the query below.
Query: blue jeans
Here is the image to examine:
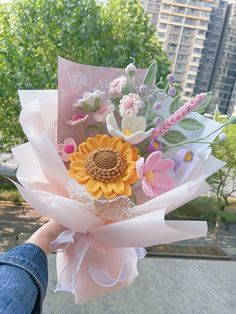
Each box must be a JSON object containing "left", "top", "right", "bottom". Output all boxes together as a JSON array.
[{"left": 0, "top": 243, "right": 48, "bottom": 314}]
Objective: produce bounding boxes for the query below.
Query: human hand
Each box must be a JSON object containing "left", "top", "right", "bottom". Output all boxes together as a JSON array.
[{"left": 26, "top": 220, "right": 66, "bottom": 256}]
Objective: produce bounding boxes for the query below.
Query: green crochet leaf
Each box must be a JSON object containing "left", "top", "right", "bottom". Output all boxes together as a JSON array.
[
  {"left": 169, "top": 96, "right": 184, "bottom": 115},
  {"left": 178, "top": 118, "right": 204, "bottom": 130},
  {"left": 122, "top": 83, "right": 134, "bottom": 95},
  {"left": 86, "top": 124, "right": 103, "bottom": 132},
  {"left": 143, "top": 61, "right": 157, "bottom": 86},
  {"left": 163, "top": 130, "right": 187, "bottom": 144},
  {"left": 194, "top": 91, "right": 212, "bottom": 114}
]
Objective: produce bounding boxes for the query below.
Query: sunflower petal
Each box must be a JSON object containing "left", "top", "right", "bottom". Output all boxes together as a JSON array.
[
  {"left": 79, "top": 143, "right": 91, "bottom": 154},
  {"left": 101, "top": 182, "right": 112, "bottom": 194},
  {"left": 111, "top": 181, "right": 124, "bottom": 194},
  {"left": 76, "top": 170, "right": 90, "bottom": 184},
  {"left": 123, "top": 149, "right": 133, "bottom": 161},
  {"left": 111, "top": 137, "right": 122, "bottom": 149},
  {"left": 86, "top": 178, "right": 101, "bottom": 192},
  {"left": 104, "top": 191, "right": 117, "bottom": 200},
  {"left": 92, "top": 188, "right": 103, "bottom": 199},
  {"left": 121, "top": 170, "right": 133, "bottom": 182},
  {"left": 86, "top": 137, "right": 99, "bottom": 149},
  {"left": 123, "top": 183, "right": 132, "bottom": 197},
  {"left": 70, "top": 160, "right": 85, "bottom": 171},
  {"left": 99, "top": 135, "right": 111, "bottom": 148},
  {"left": 128, "top": 172, "right": 139, "bottom": 184}
]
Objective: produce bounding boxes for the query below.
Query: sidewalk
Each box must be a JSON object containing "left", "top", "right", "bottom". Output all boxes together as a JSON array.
[{"left": 43, "top": 255, "right": 236, "bottom": 314}]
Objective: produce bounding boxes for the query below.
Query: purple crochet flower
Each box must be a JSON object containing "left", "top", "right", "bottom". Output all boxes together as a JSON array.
[
  {"left": 148, "top": 138, "right": 163, "bottom": 153},
  {"left": 154, "top": 116, "right": 162, "bottom": 126},
  {"left": 148, "top": 95, "right": 155, "bottom": 103},
  {"left": 154, "top": 102, "right": 162, "bottom": 110},
  {"left": 139, "top": 84, "right": 149, "bottom": 94},
  {"left": 219, "top": 133, "right": 226, "bottom": 141},
  {"left": 173, "top": 149, "right": 194, "bottom": 171},
  {"left": 168, "top": 87, "right": 177, "bottom": 97},
  {"left": 167, "top": 74, "right": 176, "bottom": 83}
]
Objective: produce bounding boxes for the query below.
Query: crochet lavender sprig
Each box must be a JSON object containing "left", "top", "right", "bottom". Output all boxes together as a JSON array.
[{"left": 153, "top": 93, "right": 206, "bottom": 137}]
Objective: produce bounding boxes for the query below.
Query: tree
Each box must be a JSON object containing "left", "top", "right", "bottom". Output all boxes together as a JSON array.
[
  {"left": 0, "top": 0, "right": 170, "bottom": 153},
  {"left": 208, "top": 114, "right": 236, "bottom": 236}
]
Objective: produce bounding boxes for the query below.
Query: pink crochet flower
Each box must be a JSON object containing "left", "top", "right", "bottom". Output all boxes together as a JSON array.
[
  {"left": 108, "top": 75, "right": 127, "bottom": 99},
  {"left": 136, "top": 151, "right": 175, "bottom": 197},
  {"left": 67, "top": 114, "right": 88, "bottom": 126},
  {"left": 153, "top": 93, "right": 207, "bottom": 137},
  {"left": 119, "top": 93, "right": 142, "bottom": 117},
  {"left": 57, "top": 138, "right": 77, "bottom": 162},
  {"left": 93, "top": 101, "right": 114, "bottom": 122}
]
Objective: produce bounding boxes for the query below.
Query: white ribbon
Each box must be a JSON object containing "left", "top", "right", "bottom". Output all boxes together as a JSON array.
[{"left": 50, "top": 230, "right": 146, "bottom": 292}]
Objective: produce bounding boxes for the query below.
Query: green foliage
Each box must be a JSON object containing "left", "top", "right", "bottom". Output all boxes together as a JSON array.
[
  {"left": 178, "top": 118, "right": 204, "bottom": 131},
  {"left": 143, "top": 60, "right": 157, "bottom": 86},
  {"left": 163, "top": 130, "right": 187, "bottom": 144},
  {"left": 194, "top": 91, "right": 212, "bottom": 114},
  {"left": 0, "top": 180, "right": 24, "bottom": 203},
  {"left": 208, "top": 114, "right": 236, "bottom": 216},
  {"left": 0, "top": 0, "right": 170, "bottom": 153},
  {"left": 169, "top": 96, "right": 183, "bottom": 115},
  {"left": 211, "top": 114, "right": 236, "bottom": 167}
]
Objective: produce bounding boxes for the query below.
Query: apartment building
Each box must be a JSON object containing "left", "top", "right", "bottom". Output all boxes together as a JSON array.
[
  {"left": 194, "top": 1, "right": 228, "bottom": 96},
  {"left": 210, "top": 1, "right": 236, "bottom": 114},
  {"left": 141, "top": 0, "right": 161, "bottom": 25},
  {"left": 156, "top": 0, "right": 214, "bottom": 102}
]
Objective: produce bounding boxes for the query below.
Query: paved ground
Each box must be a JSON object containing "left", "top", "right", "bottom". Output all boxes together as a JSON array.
[{"left": 43, "top": 255, "right": 236, "bottom": 314}]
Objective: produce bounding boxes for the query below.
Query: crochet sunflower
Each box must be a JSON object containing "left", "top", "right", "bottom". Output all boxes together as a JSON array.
[{"left": 69, "top": 134, "right": 139, "bottom": 199}]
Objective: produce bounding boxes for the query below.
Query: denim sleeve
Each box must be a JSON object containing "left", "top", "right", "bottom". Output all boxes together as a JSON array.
[{"left": 0, "top": 243, "right": 48, "bottom": 314}]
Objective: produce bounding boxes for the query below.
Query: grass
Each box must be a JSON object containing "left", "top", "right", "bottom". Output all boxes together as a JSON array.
[{"left": 0, "top": 180, "right": 24, "bottom": 204}]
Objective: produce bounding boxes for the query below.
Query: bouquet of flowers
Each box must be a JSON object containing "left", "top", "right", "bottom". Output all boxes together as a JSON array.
[{"left": 12, "top": 57, "right": 229, "bottom": 303}]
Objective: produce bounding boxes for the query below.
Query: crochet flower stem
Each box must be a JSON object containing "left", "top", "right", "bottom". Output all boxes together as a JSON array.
[
  {"left": 153, "top": 93, "right": 207, "bottom": 137},
  {"left": 167, "top": 122, "right": 230, "bottom": 149}
]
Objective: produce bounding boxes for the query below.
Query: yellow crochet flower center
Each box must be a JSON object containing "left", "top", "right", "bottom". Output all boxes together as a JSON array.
[{"left": 68, "top": 134, "right": 139, "bottom": 199}]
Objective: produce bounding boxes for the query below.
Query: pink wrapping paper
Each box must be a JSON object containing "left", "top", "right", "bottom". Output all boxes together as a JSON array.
[{"left": 12, "top": 59, "right": 226, "bottom": 303}]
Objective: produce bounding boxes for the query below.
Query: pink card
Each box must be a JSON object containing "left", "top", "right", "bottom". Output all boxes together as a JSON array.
[{"left": 57, "top": 57, "right": 146, "bottom": 145}]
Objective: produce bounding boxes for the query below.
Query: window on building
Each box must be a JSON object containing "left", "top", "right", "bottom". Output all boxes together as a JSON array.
[
  {"left": 188, "top": 74, "right": 196, "bottom": 80},
  {"left": 167, "top": 43, "right": 177, "bottom": 51},
  {"left": 203, "top": 2, "right": 213, "bottom": 8},
  {"left": 170, "top": 25, "right": 181, "bottom": 33},
  {"left": 173, "top": 6, "right": 185, "bottom": 13},
  {"left": 193, "top": 48, "right": 202, "bottom": 54},
  {"left": 186, "top": 8, "right": 200, "bottom": 16},
  {"left": 202, "top": 11, "right": 211, "bottom": 17},
  {"left": 199, "top": 20, "right": 209, "bottom": 27},
  {"left": 185, "top": 18, "right": 197, "bottom": 26},
  {"left": 176, "top": 63, "right": 186, "bottom": 71},
  {"left": 183, "top": 27, "right": 194, "bottom": 35},
  {"left": 176, "top": 0, "right": 187, "bottom": 4},
  {"left": 195, "top": 38, "right": 205, "bottom": 45},
  {"left": 192, "top": 57, "right": 201, "bottom": 63},
  {"left": 169, "top": 34, "right": 178, "bottom": 41},
  {"left": 189, "top": 66, "right": 198, "bottom": 72},
  {"left": 162, "top": 4, "right": 170, "bottom": 10},
  {"left": 172, "top": 15, "right": 184, "bottom": 23},
  {"left": 158, "top": 32, "right": 165, "bottom": 39},
  {"left": 197, "top": 30, "right": 206, "bottom": 36},
  {"left": 185, "top": 83, "right": 194, "bottom": 88},
  {"left": 184, "top": 92, "right": 192, "bottom": 96},
  {"left": 177, "top": 54, "right": 185, "bottom": 61},
  {"left": 159, "top": 23, "right": 167, "bottom": 29},
  {"left": 160, "top": 13, "right": 169, "bottom": 19}
]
